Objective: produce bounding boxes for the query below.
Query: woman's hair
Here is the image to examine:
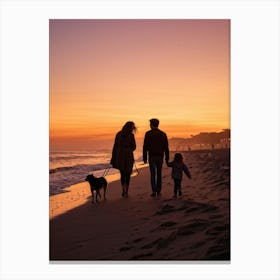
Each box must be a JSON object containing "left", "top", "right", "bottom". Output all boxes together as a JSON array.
[
  {"left": 121, "top": 121, "right": 137, "bottom": 135},
  {"left": 174, "top": 153, "right": 183, "bottom": 162}
]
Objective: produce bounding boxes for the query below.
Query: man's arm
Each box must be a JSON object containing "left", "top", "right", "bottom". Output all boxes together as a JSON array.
[
  {"left": 143, "top": 132, "right": 148, "bottom": 163},
  {"left": 164, "top": 133, "right": 170, "bottom": 163},
  {"left": 166, "top": 161, "right": 173, "bottom": 167}
]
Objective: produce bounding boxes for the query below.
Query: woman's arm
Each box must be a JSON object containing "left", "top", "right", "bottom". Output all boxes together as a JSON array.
[
  {"left": 131, "top": 134, "right": 136, "bottom": 151},
  {"left": 110, "top": 134, "right": 118, "bottom": 165}
]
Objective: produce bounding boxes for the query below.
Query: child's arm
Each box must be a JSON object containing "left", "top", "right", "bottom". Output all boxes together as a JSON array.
[{"left": 183, "top": 164, "right": 192, "bottom": 179}]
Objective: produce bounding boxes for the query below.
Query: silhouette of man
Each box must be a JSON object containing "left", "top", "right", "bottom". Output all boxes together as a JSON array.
[{"left": 143, "top": 118, "right": 169, "bottom": 197}]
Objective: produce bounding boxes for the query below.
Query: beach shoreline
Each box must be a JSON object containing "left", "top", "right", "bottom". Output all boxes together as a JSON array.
[
  {"left": 49, "top": 162, "right": 148, "bottom": 219},
  {"left": 50, "top": 149, "right": 230, "bottom": 261}
]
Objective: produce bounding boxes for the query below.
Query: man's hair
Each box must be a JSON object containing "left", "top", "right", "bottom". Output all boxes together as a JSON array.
[{"left": 150, "top": 118, "right": 159, "bottom": 127}]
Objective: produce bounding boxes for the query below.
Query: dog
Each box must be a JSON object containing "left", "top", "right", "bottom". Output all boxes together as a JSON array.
[{"left": 85, "top": 174, "right": 108, "bottom": 203}]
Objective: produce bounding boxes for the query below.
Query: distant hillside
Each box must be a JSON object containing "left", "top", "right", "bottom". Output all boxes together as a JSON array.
[{"left": 169, "top": 129, "right": 230, "bottom": 151}]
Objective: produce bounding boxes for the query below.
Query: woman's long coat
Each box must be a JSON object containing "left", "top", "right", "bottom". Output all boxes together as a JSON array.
[{"left": 110, "top": 131, "right": 136, "bottom": 174}]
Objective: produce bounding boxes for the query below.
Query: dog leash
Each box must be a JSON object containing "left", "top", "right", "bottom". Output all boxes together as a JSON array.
[
  {"left": 102, "top": 165, "right": 111, "bottom": 177},
  {"left": 101, "top": 162, "right": 139, "bottom": 178},
  {"left": 133, "top": 162, "right": 140, "bottom": 175}
]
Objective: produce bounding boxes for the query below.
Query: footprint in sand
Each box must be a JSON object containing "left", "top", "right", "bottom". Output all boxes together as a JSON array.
[
  {"left": 159, "top": 221, "right": 177, "bottom": 228},
  {"left": 184, "top": 203, "right": 218, "bottom": 215},
  {"left": 150, "top": 221, "right": 177, "bottom": 232},
  {"left": 141, "top": 231, "right": 177, "bottom": 251},
  {"left": 155, "top": 204, "right": 175, "bottom": 215},
  {"left": 132, "top": 237, "right": 145, "bottom": 243},
  {"left": 157, "top": 231, "right": 177, "bottom": 249},
  {"left": 206, "top": 224, "right": 229, "bottom": 235},
  {"left": 141, "top": 238, "right": 162, "bottom": 249},
  {"left": 177, "top": 219, "right": 209, "bottom": 236},
  {"left": 209, "top": 214, "right": 224, "bottom": 220}
]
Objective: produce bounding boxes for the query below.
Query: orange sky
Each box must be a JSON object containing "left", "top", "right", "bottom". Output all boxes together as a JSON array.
[{"left": 49, "top": 19, "right": 230, "bottom": 151}]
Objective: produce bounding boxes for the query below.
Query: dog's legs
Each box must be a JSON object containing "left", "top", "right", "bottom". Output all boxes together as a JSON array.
[{"left": 103, "top": 186, "right": 107, "bottom": 200}]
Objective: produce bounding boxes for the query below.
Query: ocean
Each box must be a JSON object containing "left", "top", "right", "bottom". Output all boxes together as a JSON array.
[{"left": 49, "top": 150, "right": 143, "bottom": 196}]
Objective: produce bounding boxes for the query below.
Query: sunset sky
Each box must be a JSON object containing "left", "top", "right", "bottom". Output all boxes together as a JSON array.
[{"left": 50, "top": 19, "right": 230, "bottom": 150}]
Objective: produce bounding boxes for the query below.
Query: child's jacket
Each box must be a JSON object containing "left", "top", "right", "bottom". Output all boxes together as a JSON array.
[{"left": 167, "top": 161, "right": 191, "bottom": 180}]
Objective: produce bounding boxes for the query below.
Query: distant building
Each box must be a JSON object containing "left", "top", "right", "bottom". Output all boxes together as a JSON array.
[{"left": 220, "top": 137, "right": 230, "bottom": 148}]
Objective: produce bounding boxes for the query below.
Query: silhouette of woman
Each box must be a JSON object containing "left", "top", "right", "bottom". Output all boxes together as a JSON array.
[{"left": 110, "top": 121, "right": 137, "bottom": 197}]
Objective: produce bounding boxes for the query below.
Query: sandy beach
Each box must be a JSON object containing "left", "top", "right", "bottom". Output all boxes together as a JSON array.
[{"left": 50, "top": 149, "right": 230, "bottom": 261}]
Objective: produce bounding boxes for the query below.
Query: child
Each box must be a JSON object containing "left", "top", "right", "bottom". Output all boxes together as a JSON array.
[{"left": 167, "top": 153, "right": 192, "bottom": 198}]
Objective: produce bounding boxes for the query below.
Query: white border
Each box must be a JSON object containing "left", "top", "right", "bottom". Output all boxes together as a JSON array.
[{"left": 1, "top": 0, "right": 279, "bottom": 279}]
